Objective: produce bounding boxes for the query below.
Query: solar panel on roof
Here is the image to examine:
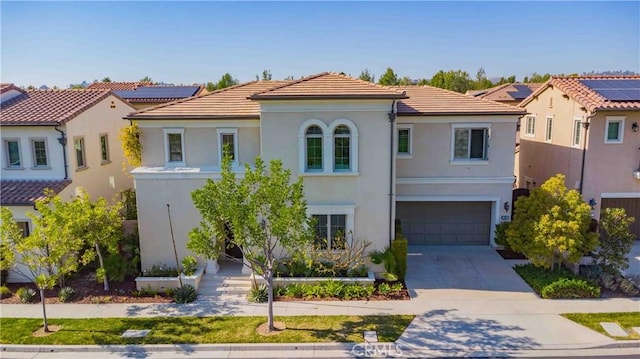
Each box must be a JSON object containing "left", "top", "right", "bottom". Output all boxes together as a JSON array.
[
  {"left": 114, "top": 86, "right": 199, "bottom": 99},
  {"left": 579, "top": 79, "right": 640, "bottom": 101}
]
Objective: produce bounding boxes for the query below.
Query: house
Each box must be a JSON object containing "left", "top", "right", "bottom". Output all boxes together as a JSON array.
[
  {"left": 470, "top": 83, "right": 543, "bottom": 106},
  {"left": 517, "top": 76, "right": 640, "bottom": 238},
  {"left": 87, "top": 81, "right": 205, "bottom": 110},
  {"left": 125, "top": 73, "right": 525, "bottom": 273},
  {"left": 1, "top": 88, "right": 136, "bottom": 282}
]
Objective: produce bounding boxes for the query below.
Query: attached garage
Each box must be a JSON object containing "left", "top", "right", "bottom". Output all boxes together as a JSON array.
[
  {"left": 601, "top": 198, "right": 640, "bottom": 239},
  {"left": 396, "top": 201, "right": 492, "bottom": 245}
]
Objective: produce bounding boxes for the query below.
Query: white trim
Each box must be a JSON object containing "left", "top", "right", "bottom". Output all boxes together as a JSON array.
[
  {"left": 217, "top": 128, "right": 239, "bottom": 165},
  {"left": 396, "top": 176, "right": 514, "bottom": 185},
  {"left": 545, "top": 116, "right": 553, "bottom": 142},
  {"left": 298, "top": 119, "right": 329, "bottom": 173},
  {"left": 73, "top": 136, "right": 87, "bottom": 170},
  {"left": 396, "top": 195, "right": 501, "bottom": 202},
  {"left": 136, "top": 119, "right": 260, "bottom": 128},
  {"left": 571, "top": 117, "right": 583, "bottom": 148},
  {"left": 397, "top": 116, "right": 518, "bottom": 124},
  {"left": 29, "top": 137, "right": 49, "bottom": 168},
  {"left": 132, "top": 165, "right": 245, "bottom": 180},
  {"left": 300, "top": 172, "right": 360, "bottom": 177},
  {"left": 163, "top": 128, "right": 186, "bottom": 167},
  {"left": 397, "top": 124, "right": 413, "bottom": 158},
  {"left": 450, "top": 123, "right": 491, "bottom": 163},
  {"left": 3, "top": 137, "right": 23, "bottom": 169},
  {"left": 524, "top": 115, "right": 536, "bottom": 137},
  {"left": 328, "top": 119, "right": 359, "bottom": 173},
  {"left": 601, "top": 192, "right": 640, "bottom": 199},
  {"left": 260, "top": 101, "right": 392, "bottom": 113},
  {"left": 604, "top": 116, "right": 625, "bottom": 144}
]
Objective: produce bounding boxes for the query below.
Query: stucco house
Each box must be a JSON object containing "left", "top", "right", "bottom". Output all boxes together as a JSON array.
[
  {"left": 469, "top": 83, "right": 542, "bottom": 107},
  {"left": 517, "top": 76, "right": 640, "bottom": 238},
  {"left": 0, "top": 88, "right": 136, "bottom": 282},
  {"left": 87, "top": 81, "right": 206, "bottom": 110},
  {"left": 125, "top": 73, "right": 525, "bottom": 272}
]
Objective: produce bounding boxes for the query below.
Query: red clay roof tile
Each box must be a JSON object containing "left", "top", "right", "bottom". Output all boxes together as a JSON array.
[{"left": 1, "top": 179, "right": 71, "bottom": 205}]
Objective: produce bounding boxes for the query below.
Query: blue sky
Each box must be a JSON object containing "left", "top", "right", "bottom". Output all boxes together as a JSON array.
[{"left": 1, "top": 1, "right": 638, "bottom": 88}]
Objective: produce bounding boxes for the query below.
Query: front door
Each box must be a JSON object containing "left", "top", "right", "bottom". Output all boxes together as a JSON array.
[{"left": 224, "top": 223, "right": 243, "bottom": 259}]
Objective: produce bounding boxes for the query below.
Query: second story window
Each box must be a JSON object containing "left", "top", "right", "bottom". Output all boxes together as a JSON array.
[
  {"left": 525, "top": 115, "right": 536, "bottom": 136},
  {"left": 31, "top": 139, "right": 48, "bottom": 168},
  {"left": 333, "top": 125, "right": 351, "bottom": 171},
  {"left": 217, "top": 128, "right": 238, "bottom": 164},
  {"left": 397, "top": 126, "right": 412, "bottom": 156},
  {"left": 100, "top": 134, "right": 110, "bottom": 163},
  {"left": 605, "top": 116, "right": 625, "bottom": 144},
  {"left": 163, "top": 128, "right": 185, "bottom": 166},
  {"left": 305, "top": 125, "right": 323, "bottom": 171},
  {"left": 74, "top": 137, "right": 87, "bottom": 169},
  {"left": 572, "top": 118, "right": 582, "bottom": 147},
  {"left": 4, "top": 139, "right": 21, "bottom": 168},
  {"left": 545, "top": 117, "right": 553, "bottom": 142},
  {"left": 453, "top": 126, "right": 489, "bottom": 161}
]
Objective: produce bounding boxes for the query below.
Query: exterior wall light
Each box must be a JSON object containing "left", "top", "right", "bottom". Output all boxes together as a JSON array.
[
  {"left": 632, "top": 122, "right": 639, "bottom": 132},
  {"left": 588, "top": 198, "right": 597, "bottom": 210},
  {"left": 503, "top": 201, "right": 510, "bottom": 212}
]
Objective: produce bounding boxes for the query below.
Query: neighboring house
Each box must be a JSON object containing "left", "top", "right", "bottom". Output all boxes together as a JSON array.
[
  {"left": 470, "top": 83, "right": 543, "bottom": 106},
  {"left": 125, "top": 72, "right": 524, "bottom": 272},
  {"left": 87, "top": 81, "right": 205, "bottom": 110},
  {"left": 1, "top": 89, "right": 136, "bottom": 282},
  {"left": 517, "top": 76, "right": 640, "bottom": 238},
  {"left": 0, "top": 83, "right": 27, "bottom": 103}
]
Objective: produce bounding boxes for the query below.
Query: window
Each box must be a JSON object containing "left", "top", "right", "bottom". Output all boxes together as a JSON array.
[
  {"left": 217, "top": 128, "right": 238, "bottom": 164},
  {"left": 74, "top": 137, "right": 87, "bottom": 169},
  {"left": 30, "top": 139, "right": 48, "bottom": 167},
  {"left": 545, "top": 117, "right": 553, "bottom": 142},
  {"left": 524, "top": 178, "right": 535, "bottom": 190},
  {"left": 397, "top": 125, "right": 413, "bottom": 156},
  {"left": 525, "top": 115, "right": 536, "bottom": 136},
  {"left": 572, "top": 118, "right": 582, "bottom": 147},
  {"left": 16, "top": 221, "right": 30, "bottom": 237},
  {"left": 333, "top": 125, "right": 351, "bottom": 171},
  {"left": 605, "top": 116, "right": 625, "bottom": 144},
  {"left": 453, "top": 126, "right": 489, "bottom": 161},
  {"left": 305, "top": 126, "right": 323, "bottom": 171},
  {"left": 4, "top": 139, "right": 21, "bottom": 168},
  {"left": 99, "top": 134, "right": 110, "bottom": 163},
  {"left": 312, "top": 214, "right": 347, "bottom": 250},
  {"left": 163, "top": 128, "right": 185, "bottom": 165}
]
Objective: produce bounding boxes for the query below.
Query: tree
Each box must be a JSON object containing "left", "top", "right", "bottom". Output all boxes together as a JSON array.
[
  {"left": 398, "top": 76, "right": 414, "bottom": 86},
  {"left": 506, "top": 174, "right": 598, "bottom": 270},
  {"left": 0, "top": 207, "right": 23, "bottom": 283},
  {"left": 140, "top": 76, "right": 153, "bottom": 83},
  {"left": 524, "top": 73, "right": 551, "bottom": 83},
  {"left": 378, "top": 67, "right": 399, "bottom": 86},
  {"left": 216, "top": 73, "right": 239, "bottom": 90},
  {"left": 205, "top": 82, "right": 216, "bottom": 92},
  {"left": 593, "top": 207, "right": 636, "bottom": 274},
  {"left": 102, "top": 77, "right": 112, "bottom": 83},
  {"left": 72, "top": 189, "right": 124, "bottom": 291},
  {"left": 358, "top": 69, "right": 375, "bottom": 83},
  {"left": 429, "top": 70, "right": 473, "bottom": 93},
  {"left": 188, "top": 155, "right": 313, "bottom": 332},
  {"left": 474, "top": 67, "right": 494, "bottom": 90},
  {"left": 261, "top": 70, "right": 272, "bottom": 81}
]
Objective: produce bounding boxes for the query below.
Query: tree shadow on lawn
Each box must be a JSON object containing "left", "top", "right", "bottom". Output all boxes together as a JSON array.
[{"left": 395, "top": 309, "right": 540, "bottom": 357}]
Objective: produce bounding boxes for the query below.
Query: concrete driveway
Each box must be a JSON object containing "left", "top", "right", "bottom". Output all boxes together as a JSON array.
[
  {"left": 405, "top": 245, "right": 536, "bottom": 300},
  {"left": 622, "top": 240, "right": 640, "bottom": 278}
]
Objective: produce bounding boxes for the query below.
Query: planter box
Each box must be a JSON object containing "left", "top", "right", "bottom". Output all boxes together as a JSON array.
[
  {"left": 252, "top": 271, "right": 375, "bottom": 287},
  {"left": 135, "top": 266, "right": 205, "bottom": 291}
]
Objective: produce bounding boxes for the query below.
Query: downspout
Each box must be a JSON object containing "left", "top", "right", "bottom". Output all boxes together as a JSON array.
[
  {"left": 578, "top": 111, "right": 596, "bottom": 194},
  {"left": 54, "top": 126, "right": 68, "bottom": 179},
  {"left": 388, "top": 100, "right": 397, "bottom": 246}
]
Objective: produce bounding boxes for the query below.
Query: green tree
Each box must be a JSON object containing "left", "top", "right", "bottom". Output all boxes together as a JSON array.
[
  {"left": 593, "top": 207, "right": 636, "bottom": 274},
  {"left": 474, "top": 67, "right": 494, "bottom": 90},
  {"left": 0, "top": 207, "right": 23, "bottom": 283},
  {"left": 429, "top": 70, "right": 473, "bottom": 93},
  {"left": 261, "top": 69, "right": 272, "bottom": 81},
  {"left": 72, "top": 188, "right": 124, "bottom": 291},
  {"left": 188, "top": 156, "right": 313, "bottom": 332},
  {"left": 398, "top": 76, "right": 414, "bottom": 86},
  {"left": 358, "top": 69, "right": 375, "bottom": 83},
  {"left": 524, "top": 73, "right": 551, "bottom": 83},
  {"left": 101, "top": 77, "right": 112, "bottom": 83},
  {"left": 506, "top": 174, "right": 598, "bottom": 270},
  {"left": 216, "top": 73, "right": 239, "bottom": 90},
  {"left": 205, "top": 82, "right": 216, "bottom": 92},
  {"left": 378, "top": 67, "right": 399, "bottom": 86},
  {"left": 140, "top": 76, "right": 153, "bottom": 83}
]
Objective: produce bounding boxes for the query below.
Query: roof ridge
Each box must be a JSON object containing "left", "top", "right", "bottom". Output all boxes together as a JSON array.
[
  {"left": 329, "top": 71, "right": 405, "bottom": 93},
  {"left": 248, "top": 73, "right": 328, "bottom": 97},
  {"left": 478, "top": 83, "right": 513, "bottom": 97},
  {"left": 398, "top": 84, "right": 524, "bottom": 111}
]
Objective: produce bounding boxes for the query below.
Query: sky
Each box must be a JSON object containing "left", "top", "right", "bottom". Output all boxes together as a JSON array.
[{"left": 1, "top": 1, "right": 638, "bottom": 88}]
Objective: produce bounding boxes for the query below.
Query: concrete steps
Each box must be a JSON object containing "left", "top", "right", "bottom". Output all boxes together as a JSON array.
[{"left": 195, "top": 261, "right": 253, "bottom": 301}]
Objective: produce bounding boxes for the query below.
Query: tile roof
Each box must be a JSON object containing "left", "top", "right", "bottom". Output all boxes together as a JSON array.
[
  {"left": 1, "top": 179, "right": 71, "bottom": 206},
  {"left": 474, "top": 83, "right": 543, "bottom": 103},
  {"left": 86, "top": 82, "right": 151, "bottom": 90},
  {"left": 114, "top": 86, "right": 203, "bottom": 102},
  {"left": 395, "top": 85, "right": 526, "bottom": 116},
  {"left": 249, "top": 72, "right": 408, "bottom": 100},
  {"left": 0, "top": 83, "right": 26, "bottom": 95},
  {"left": 0, "top": 89, "right": 113, "bottom": 126},
  {"left": 128, "top": 81, "right": 290, "bottom": 119},
  {"left": 520, "top": 75, "right": 640, "bottom": 112}
]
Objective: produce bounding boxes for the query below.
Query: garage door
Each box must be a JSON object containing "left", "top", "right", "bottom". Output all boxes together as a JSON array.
[
  {"left": 601, "top": 198, "right": 640, "bottom": 239},
  {"left": 396, "top": 201, "right": 491, "bottom": 244}
]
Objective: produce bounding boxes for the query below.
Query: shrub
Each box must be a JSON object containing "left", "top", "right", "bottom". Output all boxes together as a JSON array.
[
  {"left": 347, "top": 265, "right": 369, "bottom": 278},
  {"left": 540, "top": 278, "right": 600, "bottom": 299},
  {"left": 601, "top": 273, "right": 620, "bottom": 291},
  {"left": 390, "top": 282, "right": 404, "bottom": 294},
  {"left": 181, "top": 256, "right": 198, "bottom": 276},
  {"left": 321, "top": 280, "right": 344, "bottom": 298},
  {"left": 620, "top": 279, "right": 640, "bottom": 296},
  {"left": 247, "top": 284, "right": 268, "bottom": 303},
  {"left": 17, "top": 287, "right": 36, "bottom": 303},
  {"left": 144, "top": 264, "right": 179, "bottom": 277},
  {"left": 494, "top": 221, "right": 512, "bottom": 249},
  {"left": 174, "top": 285, "right": 197, "bottom": 304},
  {"left": 370, "top": 248, "right": 397, "bottom": 281},
  {"left": 594, "top": 207, "right": 636, "bottom": 274},
  {"left": 285, "top": 283, "right": 305, "bottom": 298},
  {"left": 58, "top": 287, "right": 76, "bottom": 302},
  {"left": 578, "top": 264, "right": 603, "bottom": 283},
  {"left": 0, "top": 285, "right": 11, "bottom": 299},
  {"left": 163, "top": 287, "right": 176, "bottom": 297},
  {"left": 104, "top": 254, "right": 130, "bottom": 282},
  {"left": 303, "top": 283, "right": 325, "bottom": 298},
  {"left": 391, "top": 236, "right": 408, "bottom": 280},
  {"left": 378, "top": 282, "right": 391, "bottom": 296}
]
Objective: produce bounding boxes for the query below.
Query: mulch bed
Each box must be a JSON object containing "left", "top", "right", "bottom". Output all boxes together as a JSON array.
[
  {"left": 496, "top": 249, "right": 527, "bottom": 260},
  {"left": 1, "top": 268, "right": 173, "bottom": 304}
]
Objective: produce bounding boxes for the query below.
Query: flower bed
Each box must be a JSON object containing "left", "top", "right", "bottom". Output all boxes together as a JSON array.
[
  {"left": 135, "top": 265, "right": 205, "bottom": 292},
  {"left": 251, "top": 270, "right": 375, "bottom": 287}
]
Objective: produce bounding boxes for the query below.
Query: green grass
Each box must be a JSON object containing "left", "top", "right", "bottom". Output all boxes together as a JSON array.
[
  {"left": 0, "top": 315, "right": 414, "bottom": 345},
  {"left": 562, "top": 312, "right": 640, "bottom": 340}
]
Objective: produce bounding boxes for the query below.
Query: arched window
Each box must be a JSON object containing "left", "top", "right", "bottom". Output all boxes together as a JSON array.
[
  {"left": 305, "top": 125, "right": 323, "bottom": 171},
  {"left": 333, "top": 125, "right": 351, "bottom": 171}
]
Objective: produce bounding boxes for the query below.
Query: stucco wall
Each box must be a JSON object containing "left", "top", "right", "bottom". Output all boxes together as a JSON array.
[
  {"left": 1, "top": 126, "right": 67, "bottom": 180},
  {"left": 5, "top": 205, "right": 36, "bottom": 283}
]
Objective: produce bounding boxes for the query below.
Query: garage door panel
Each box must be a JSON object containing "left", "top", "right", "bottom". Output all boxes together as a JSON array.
[{"left": 397, "top": 201, "right": 491, "bottom": 245}]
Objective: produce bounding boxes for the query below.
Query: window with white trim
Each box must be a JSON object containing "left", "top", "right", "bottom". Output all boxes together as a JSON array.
[
  {"left": 545, "top": 116, "right": 553, "bottom": 142},
  {"left": 4, "top": 138, "right": 22, "bottom": 168},
  {"left": 397, "top": 124, "right": 413, "bottom": 156},
  {"left": 525, "top": 115, "right": 536, "bottom": 136},
  {"left": 333, "top": 125, "right": 351, "bottom": 171},
  {"left": 604, "top": 116, "right": 624, "bottom": 144},
  {"left": 217, "top": 128, "right": 238, "bottom": 164},
  {"left": 74, "top": 136, "right": 87, "bottom": 169},
  {"left": 452, "top": 125, "right": 489, "bottom": 161},
  {"left": 163, "top": 128, "right": 185, "bottom": 166},
  {"left": 572, "top": 118, "right": 582, "bottom": 147},
  {"left": 312, "top": 214, "right": 347, "bottom": 250},
  {"left": 305, "top": 125, "right": 323, "bottom": 171},
  {"left": 99, "top": 134, "right": 110, "bottom": 163}
]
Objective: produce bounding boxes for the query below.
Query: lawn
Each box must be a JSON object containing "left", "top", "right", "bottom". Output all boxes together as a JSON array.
[
  {"left": 0, "top": 315, "right": 414, "bottom": 345},
  {"left": 562, "top": 312, "right": 640, "bottom": 340}
]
